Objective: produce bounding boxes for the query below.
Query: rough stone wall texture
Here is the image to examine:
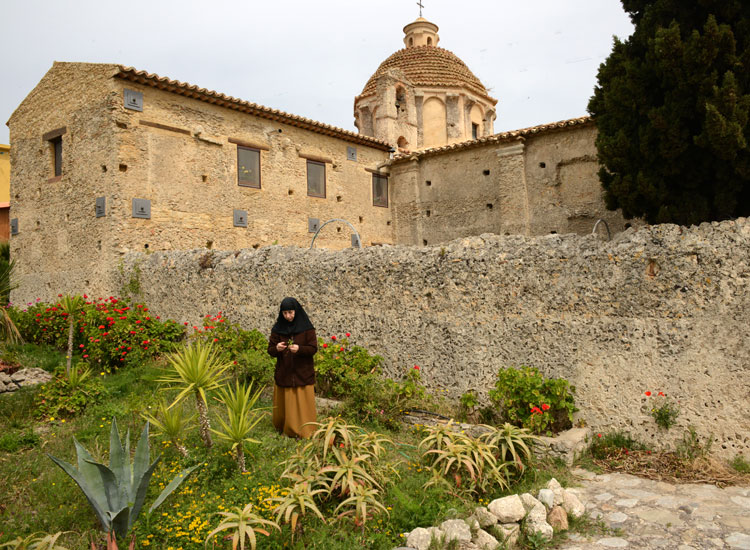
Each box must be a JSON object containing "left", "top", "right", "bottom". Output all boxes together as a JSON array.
[
  {"left": 116, "top": 219, "right": 750, "bottom": 458},
  {"left": 7, "top": 62, "right": 122, "bottom": 300},
  {"left": 387, "top": 125, "right": 638, "bottom": 246},
  {"left": 523, "top": 124, "right": 634, "bottom": 236}
]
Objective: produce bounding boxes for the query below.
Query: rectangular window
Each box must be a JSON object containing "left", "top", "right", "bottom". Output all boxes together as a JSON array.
[
  {"left": 372, "top": 173, "right": 389, "bottom": 207},
  {"left": 471, "top": 123, "right": 479, "bottom": 140},
  {"left": 237, "top": 146, "right": 260, "bottom": 188},
  {"left": 307, "top": 160, "right": 326, "bottom": 198},
  {"left": 51, "top": 136, "right": 63, "bottom": 177}
]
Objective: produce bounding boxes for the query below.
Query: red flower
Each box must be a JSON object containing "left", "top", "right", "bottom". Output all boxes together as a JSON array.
[
  {"left": 597, "top": 433, "right": 602, "bottom": 438},
  {"left": 541, "top": 403, "right": 550, "bottom": 411},
  {"left": 58, "top": 294, "right": 62, "bottom": 297},
  {"left": 339, "top": 347, "right": 344, "bottom": 352},
  {"left": 645, "top": 391, "right": 652, "bottom": 397},
  {"left": 323, "top": 343, "right": 328, "bottom": 348},
  {"left": 135, "top": 320, "right": 141, "bottom": 324},
  {"left": 98, "top": 325, "right": 105, "bottom": 330},
  {"left": 413, "top": 365, "right": 420, "bottom": 370},
  {"left": 79, "top": 344, "right": 84, "bottom": 348},
  {"left": 184, "top": 322, "right": 188, "bottom": 326},
  {"left": 83, "top": 294, "right": 87, "bottom": 299},
  {"left": 624, "top": 449, "right": 629, "bottom": 455},
  {"left": 531, "top": 406, "right": 542, "bottom": 415},
  {"left": 213, "top": 338, "right": 218, "bottom": 343},
  {"left": 658, "top": 391, "right": 665, "bottom": 397},
  {"left": 83, "top": 354, "right": 88, "bottom": 358},
  {"left": 331, "top": 335, "right": 337, "bottom": 341},
  {"left": 345, "top": 332, "right": 350, "bottom": 337}
]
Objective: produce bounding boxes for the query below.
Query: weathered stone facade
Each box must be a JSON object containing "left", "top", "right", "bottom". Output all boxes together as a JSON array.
[
  {"left": 387, "top": 119, "right": 634, "bottom": 245},
  {"left": 86, "top": 218, "right": 750, "bottom": 459}
]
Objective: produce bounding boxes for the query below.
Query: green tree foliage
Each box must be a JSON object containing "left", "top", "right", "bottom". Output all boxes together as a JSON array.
[{"left": 588, "top": 0, "right": 750, "bottom": 225}]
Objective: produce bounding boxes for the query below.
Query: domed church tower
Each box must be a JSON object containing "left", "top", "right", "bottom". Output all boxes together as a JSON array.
[{"left": 354, "top": 18, "right": 497, "bottom": 151}]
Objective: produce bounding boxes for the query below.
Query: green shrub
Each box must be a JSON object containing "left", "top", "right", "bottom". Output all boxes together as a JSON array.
[
  {"left": 315, "top": 334, "right": 384, "bottom": 399},
  {"left": 8, "top": 297, "right": 185, "bottom": 371},
  {"left": 646, "top": 392, "right": 680, "bottom": 430},
  {"left": 488, "top": 366, "right": 577, "bottom": 435},
  {"left": 36, "top": 366, "right": 105, "bottom": 419}
]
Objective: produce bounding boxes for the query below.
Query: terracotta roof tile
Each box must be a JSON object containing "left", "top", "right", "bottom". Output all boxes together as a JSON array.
[
  {"left": 357, "top": 46, "right": 495, "bottom": 103},
  {"left": 115, "top": 66, "right": 392, "bottom": 151},
  {"left": 391, "top": 116, "right": 593, "bottom": 161}
]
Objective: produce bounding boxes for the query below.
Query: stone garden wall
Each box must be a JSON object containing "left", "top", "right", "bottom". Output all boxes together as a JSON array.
[{"left": 117, "top": 219, "right": 750, "bottom": 458}]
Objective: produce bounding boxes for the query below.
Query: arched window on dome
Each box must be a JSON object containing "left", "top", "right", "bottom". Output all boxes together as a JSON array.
[
  {"left": 409, "top": 37, "right": 414, "bottom": 47},
  {"left": 427, "top": 37, "right": 432, "bottom": 46},
  {"left": 397, "top": 136, "right": 409, "bottom": 150}
]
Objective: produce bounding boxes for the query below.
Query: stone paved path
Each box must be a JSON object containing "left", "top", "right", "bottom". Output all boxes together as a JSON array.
[{"left": 558, "top": 469, "right": 750, "bottom": 550}]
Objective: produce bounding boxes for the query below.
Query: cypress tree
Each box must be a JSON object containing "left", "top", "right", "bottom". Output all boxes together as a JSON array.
[{"left": 588, "top": 0, "right": 750, "bottom": 225}]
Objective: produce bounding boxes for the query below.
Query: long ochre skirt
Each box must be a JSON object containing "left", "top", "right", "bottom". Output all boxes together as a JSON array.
[{"left": 272, "top": 384, "right": 317, "bottom": 438}]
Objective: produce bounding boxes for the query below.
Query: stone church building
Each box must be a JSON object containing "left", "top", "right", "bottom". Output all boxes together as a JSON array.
[{"left": 7, "top": 17, "right": 630, "bottom": 297}]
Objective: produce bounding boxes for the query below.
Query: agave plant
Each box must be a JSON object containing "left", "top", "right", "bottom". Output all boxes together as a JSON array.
[
  {"left": 308, "top": 417, "right": 360, "bottom": 459},
  {"left": 0, "top": 532, "right": 70, "bottom": 550},
  {"left": 212, "top": 381, "right": 266, "bottom": 472},
  {"left": 318, "top": 447, "right": 381, "bottom": 497},
  {"left": 59, "top": 294, "right": 84, "bottom": 375},
  {"left": 159, "top": 341, "right": 231, "bottom": 448},
  {"left": 142, "top": 400, "right": 196, "bottom": 458},
  {"left": 205, "top": 503, "right": 280, "bottom": 550},
  {"left": 48, "top": 418, "right": 200, "bottom": 541}
]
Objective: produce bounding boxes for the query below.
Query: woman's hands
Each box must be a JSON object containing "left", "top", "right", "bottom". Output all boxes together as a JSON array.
[{"left": 276, "top": 342, "right": 300, "bottom": 353}]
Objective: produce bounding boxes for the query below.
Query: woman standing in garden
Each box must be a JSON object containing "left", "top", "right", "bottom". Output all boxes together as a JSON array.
[{"left": 267, "top": 297, "right": 318, "bottom": 438}]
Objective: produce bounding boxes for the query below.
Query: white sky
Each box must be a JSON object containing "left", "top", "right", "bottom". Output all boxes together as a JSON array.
[{"left": 0, "top": 0, "right": 634, "bottom": 145}]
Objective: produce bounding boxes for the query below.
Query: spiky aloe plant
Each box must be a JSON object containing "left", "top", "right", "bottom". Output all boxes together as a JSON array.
[
  {"left": 59, "top": 294, "right": 84, "bottom": 375},
  {"left": 159, "top": 341, "right": 231, "bottom": 448},
  {"left": 0, "top": 532, "right": 70, "bottom": 550},
  {"left": 48, "top": 418, "right": 200, "bottom": 541},
  {"left": 205, "top": 503, "right": 280, "bottom": 550},
  {"left": 212, "top": 381, "right": 265, "bottom": 472}
]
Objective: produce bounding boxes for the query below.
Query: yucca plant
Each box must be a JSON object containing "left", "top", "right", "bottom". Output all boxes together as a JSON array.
[
  {"left": 159, "top": 341, "right": 231, "bottom": 448},
  {"left": 59, "top": 294, "right": 84, "bottom": 375},
  {"left": 212, "top": 381, "right": 265, "bottom": 472},
  {"left": 478, "top": 423, "right": 538, "bottom": 476},
  {"left": 142, "top": 400, "right": 195, "bottom": 458},
  {"left": 205, "top": 503, "right": 280, "bottom": 550},
  {"left": 66, "top": 364, "right": 92, "bottom": 390},
  {"left": 270, "top": 481, "right": 327, "bottom": 539},
  {"left": 0, "top": 532, "right": 70, "bottom": 550},
  {"left": 48, "top": 418, "right": 200, "bottom": 541},
  {"left": 0, "top": 248, "right": 21, "bottom": 344}
]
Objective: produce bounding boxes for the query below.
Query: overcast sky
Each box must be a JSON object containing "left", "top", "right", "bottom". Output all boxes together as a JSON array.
[{"left": 0, "top": 0, "right": 634, "bottom": 145}]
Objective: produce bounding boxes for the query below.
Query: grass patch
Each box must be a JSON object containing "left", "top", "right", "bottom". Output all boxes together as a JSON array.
[
  {"left": 0, "top": 343, "right": 69, "bottom": 372},
  {"left": 730, "top": 455, "right": 750, "bottom": 474}
]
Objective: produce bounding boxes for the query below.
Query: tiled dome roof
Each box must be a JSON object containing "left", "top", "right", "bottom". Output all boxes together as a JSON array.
[{"left": 358, "top": 46, "right": 492, "bottom": 101}]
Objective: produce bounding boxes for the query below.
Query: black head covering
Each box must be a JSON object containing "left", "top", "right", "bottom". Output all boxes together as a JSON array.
[{"left": 271, "top": 297, "right": 315, "bottom": 336}]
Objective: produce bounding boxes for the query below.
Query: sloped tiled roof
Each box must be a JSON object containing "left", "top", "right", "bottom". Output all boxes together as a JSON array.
[
  {"left": 357, "top": 46, "right": 495, "bottom": 103},
  {"left": 392, "top": 116, "right": 593, "bottom": 161},
  {"left": 115, "top": 66, "right": 392, "bottom": 150}
]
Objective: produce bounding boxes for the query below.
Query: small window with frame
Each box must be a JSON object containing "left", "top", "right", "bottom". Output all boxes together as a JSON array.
[
  {"left": 307, "top": 160, "right": 326, "bottom": 198},
  {"left": 51, "top": 136, "right": 63, "bottom": 177},
  {"left": 43, "top": 126, "right": 66, "bottom": 180},
  {"left": 237, "top": 146, "right": 260, "bottom": 188},
  {"left": 372, "top": 173, "right": 388, "bottom": 207}
]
